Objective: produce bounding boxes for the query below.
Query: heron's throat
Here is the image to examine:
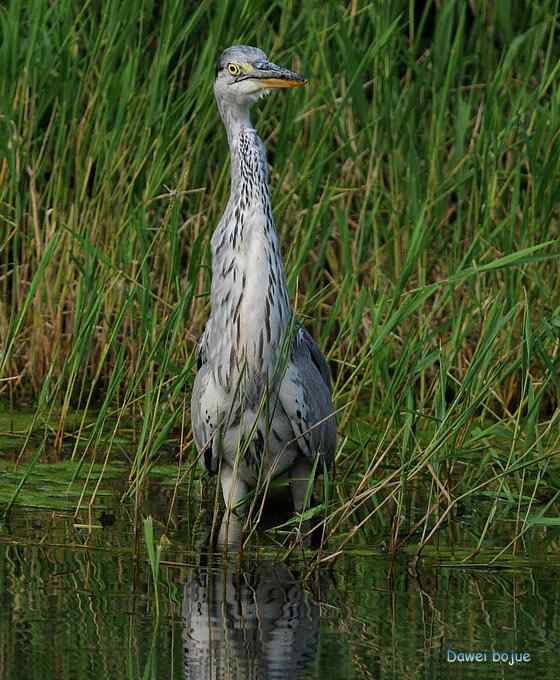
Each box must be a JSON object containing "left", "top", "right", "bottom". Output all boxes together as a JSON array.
[{"left": 216, "top": 97, "right": 253, "bottom": 147}]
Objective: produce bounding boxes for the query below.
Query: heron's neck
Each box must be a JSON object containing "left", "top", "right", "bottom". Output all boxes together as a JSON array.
[
  {"left": 208, "top": 101, "right": 292, "bottom": 387},
  {"left": 218, "top": 101, "right": 263, "bottom": 196},
  {"left": 217, "top": 98, "right": 253, "bottom": 147}
]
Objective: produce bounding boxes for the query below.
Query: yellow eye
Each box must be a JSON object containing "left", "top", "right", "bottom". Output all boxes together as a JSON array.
[{"left": 227, "top": 63, "right": 240, "bottom": 76}]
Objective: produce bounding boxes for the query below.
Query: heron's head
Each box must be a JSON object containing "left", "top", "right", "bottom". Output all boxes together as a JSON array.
[{"left": 214, "top": 45, "right": 306, "bottom": 110}]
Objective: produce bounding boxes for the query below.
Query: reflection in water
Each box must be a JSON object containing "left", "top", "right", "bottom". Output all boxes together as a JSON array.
[
  {"left": 4, "top": 508, "right": 560, "bottom": 679},
  {"left": 183, "top": 559, "right": 321, "bottom": 679}
]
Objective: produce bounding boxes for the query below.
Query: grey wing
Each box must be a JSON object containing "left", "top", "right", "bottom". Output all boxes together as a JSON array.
[
  {"left": 278, "top": 327, "right": 336, "bottom": 468},
  {"left": 191, "top": 334, "right": 222, "bottom": 474},
  {"left": 195, "top": 332, "right": 206, "bottom": 370},
  {"left": 298, "top": 326, "right": 332, "bottom": 391}
]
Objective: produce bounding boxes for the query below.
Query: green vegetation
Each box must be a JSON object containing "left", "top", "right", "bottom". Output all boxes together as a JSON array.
[{"left": 1, "top": 0, "right": 560, "bottom": 560}]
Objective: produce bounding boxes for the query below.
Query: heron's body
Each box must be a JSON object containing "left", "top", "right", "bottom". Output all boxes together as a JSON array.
[{"left": 191, "top": 46, "right": 336, "bottom": 542}]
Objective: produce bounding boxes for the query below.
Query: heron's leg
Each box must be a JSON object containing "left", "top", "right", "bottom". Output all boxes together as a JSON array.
[
  {"left": 290, "top": 458, "right": 325, "bottom": 548},
  {"left": 218, "top": 464, "right": 248, "bottom": 546},
  {"left": 289, "top": 458, "right": 315, "bottom": 514}
]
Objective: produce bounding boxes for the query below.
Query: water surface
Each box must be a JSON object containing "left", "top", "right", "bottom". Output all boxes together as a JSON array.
[{"left": 1, "top": 508, "right": 559, "bottom": 679}]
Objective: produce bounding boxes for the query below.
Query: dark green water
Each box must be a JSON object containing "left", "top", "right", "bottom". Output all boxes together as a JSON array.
[{"left": 2, "top": 508, "right": 560, "bottom": 679}]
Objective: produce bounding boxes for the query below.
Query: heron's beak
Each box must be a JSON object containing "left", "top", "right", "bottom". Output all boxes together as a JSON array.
[{"left": 253, "top": 61, "right": 307, "bottom": 89}]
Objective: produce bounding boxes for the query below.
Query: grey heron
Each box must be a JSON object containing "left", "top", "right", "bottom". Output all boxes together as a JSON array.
[{"left": 191, "top": 45, "right": 336, "bottom": 544}]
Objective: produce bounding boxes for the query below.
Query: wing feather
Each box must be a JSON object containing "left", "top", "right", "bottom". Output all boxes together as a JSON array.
[{"left": 277, "top": 328, "right": 336, "bottom": 466}]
